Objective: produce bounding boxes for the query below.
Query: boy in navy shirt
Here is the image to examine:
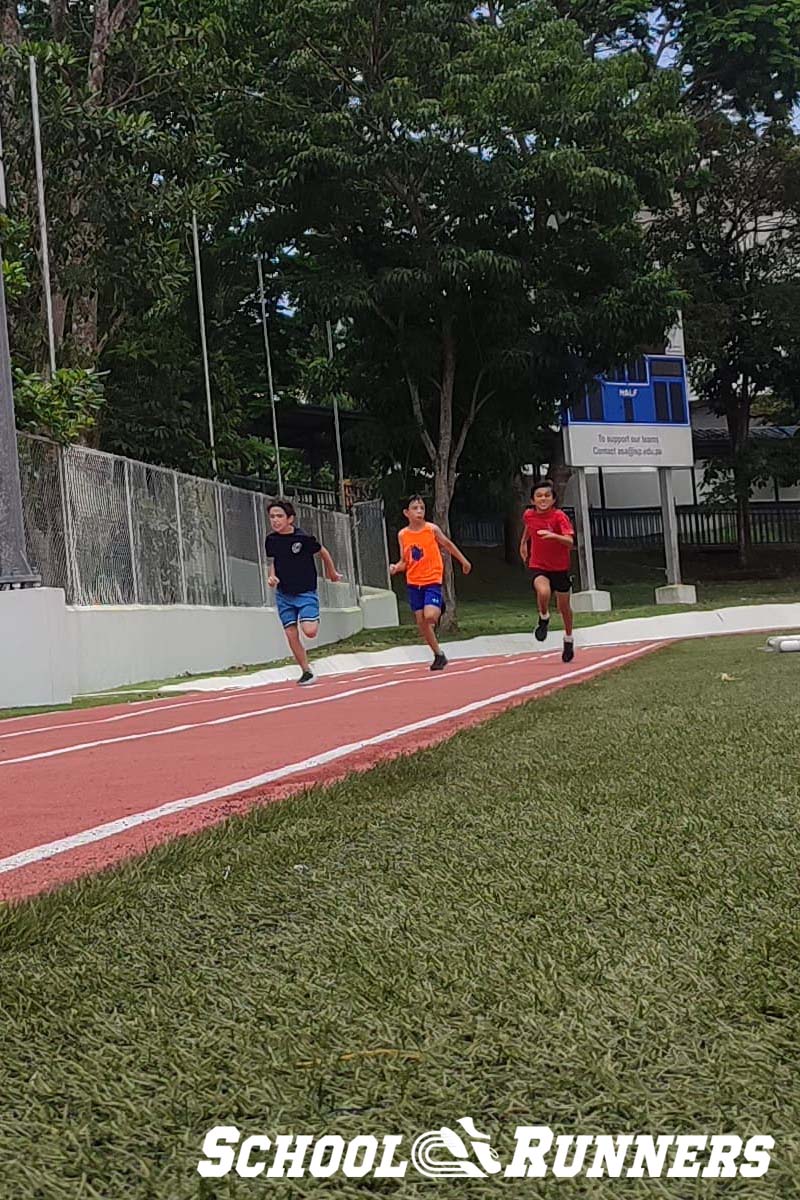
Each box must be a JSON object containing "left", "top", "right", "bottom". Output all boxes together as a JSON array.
[{"left": 265, "top": 500, "right": 342, "bottom": 685}]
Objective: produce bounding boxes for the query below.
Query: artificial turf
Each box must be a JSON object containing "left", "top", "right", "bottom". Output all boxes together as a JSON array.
[{"left": 1, "top": 634, "right": 798, "bottom": 1197}]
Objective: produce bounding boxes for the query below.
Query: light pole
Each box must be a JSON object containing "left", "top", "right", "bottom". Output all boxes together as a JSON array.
[
  {"left": 191, "top": 211, "right": 218, "bottom": 478},
  {"left": 256, "top": 254, "right": 284, "bottom": 495},
  {"left": 326, "top": 319, "right": 347, "bottom": 512},
  {"left": 0, "top": 115, "right": 40, "bottom": 588}
]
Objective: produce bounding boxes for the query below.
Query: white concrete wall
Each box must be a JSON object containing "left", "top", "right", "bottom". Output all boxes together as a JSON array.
[
  {"left": 359, "top": 587, "right": 400, "bottom": 630},
  {"left": 67, "top": 604, "right": 361, "bottom": 693},
  {"left": 2, "top": 587, "right": 399, "bottom": 707},
  {"left": 0, "top": 588, "right": 75, "bottom": 708}
]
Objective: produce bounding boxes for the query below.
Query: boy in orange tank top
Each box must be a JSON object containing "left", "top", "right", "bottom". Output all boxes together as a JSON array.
[{"left": 389, "top": 495, "right": 472, "bottom": 671}]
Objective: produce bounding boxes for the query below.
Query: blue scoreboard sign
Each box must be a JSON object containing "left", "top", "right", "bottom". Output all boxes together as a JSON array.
[{"left": 563, "top": 355, "right": 694, "bottom": 468}]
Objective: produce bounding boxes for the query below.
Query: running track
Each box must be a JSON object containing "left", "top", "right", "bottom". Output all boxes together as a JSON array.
[{"left": 0, "top": 643, "right": 657, "bottom": 903}]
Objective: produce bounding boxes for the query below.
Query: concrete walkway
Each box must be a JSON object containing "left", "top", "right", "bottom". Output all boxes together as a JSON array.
[{"left": 162, "top": 603, "right": 800, "bottom": 694}]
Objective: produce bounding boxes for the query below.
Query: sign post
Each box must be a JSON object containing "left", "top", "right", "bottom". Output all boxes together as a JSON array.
[
  {"left": 656, "top": 467, "right": 696, "bottom": 604},
  {"left": 563, "top": 354, "right": 696, "bottom": 606},
  {"left": 571, "top": 467, "right": 611, "bottom": 611}
]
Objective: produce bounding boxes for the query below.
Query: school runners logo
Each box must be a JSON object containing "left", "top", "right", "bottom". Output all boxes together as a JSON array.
[
  {"left": 197, "top": 1123, "right": 774, "bottom": 1182},
  {"left": 411, "top": 1117, "right": 502, "bottom": 1178},
  {"left": 291, "top": 541, "right": 303, "bottom": 554}
]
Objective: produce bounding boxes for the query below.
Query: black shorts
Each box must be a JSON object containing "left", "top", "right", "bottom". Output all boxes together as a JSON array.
[{"left": 532, "top": 570, "right": 572, "bottom": 594}]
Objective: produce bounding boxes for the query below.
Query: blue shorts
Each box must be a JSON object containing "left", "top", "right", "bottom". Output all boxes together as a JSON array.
[
  {"left": 276, "top": 589, "right": 320, "bottom": 628},
  {"left": 407, "top": 583, "right": 444, "bottom": 614}
]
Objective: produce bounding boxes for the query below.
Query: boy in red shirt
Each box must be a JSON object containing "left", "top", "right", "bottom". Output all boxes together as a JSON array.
[{"left": 520, "top": 479, "right": 576, "bottom": 663}]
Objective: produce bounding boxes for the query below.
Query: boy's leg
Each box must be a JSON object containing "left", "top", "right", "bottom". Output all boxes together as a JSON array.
[
  {"left": 409, "top": 585, "right": 445, "bottom": 664},
  {"left": 415, "top": 609, "right": 442, "bottom": 657},
  {"left": 423, "top": 585, "right": 447, "bottom": 668},
  {"left": 556, "top": 592, "right": 573, "bottom": 637},
  {"left": 556, "top": 587, "right": 575, "bottom": 662},
  {"left": 289, "top": 592, "right": 320, "bottom": 681},
  {"left": 533, "top": 574, "right": 552, "bottom": 641},
  {"left": 284, "top": 623, "right": 311, "bottom": 672},
  {"left": 276, "top": 593, "right": 310, "bottom": 673}
]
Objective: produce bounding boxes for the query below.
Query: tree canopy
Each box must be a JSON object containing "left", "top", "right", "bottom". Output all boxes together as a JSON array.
[{"left": 3, "top": 0, "right": 800, "bottom": 591}]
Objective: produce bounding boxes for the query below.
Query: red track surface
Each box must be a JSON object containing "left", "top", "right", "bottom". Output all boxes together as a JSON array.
[{"left": 0, "top": 643, "right": 656, "bottom": 903}]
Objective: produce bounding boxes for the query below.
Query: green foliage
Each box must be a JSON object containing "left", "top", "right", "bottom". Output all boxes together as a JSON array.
[
  {"left": 657, "top": 118, "right": 800, "bottom": 556},
  {"left": 249, "top": 0, "right": 692, "bottom": 560},
  {"left": 702, "top": 435, "right": 800, "bottom": 506},
  {"left": 3, "top": 0, "right": 800, "bottom": 510},
  {"left": 13, "top": 366, "right": 106, "bottom": 442},
  {"left": 1, "top": 256, "right": 28, "bottom": 301},
  {"left": 0, "top": 212, "right": 33, "bottom": 302},
  {"left": 0, "top": 2, "right": 232, "bottom": 377},
  {"left": 678, "top": 0, "right": 800, "bottom": 119}
]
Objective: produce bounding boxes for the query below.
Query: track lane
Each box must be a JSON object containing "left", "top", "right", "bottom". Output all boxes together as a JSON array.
[{"left": 0, "top": 645, "right": 658, "bottom": 903}]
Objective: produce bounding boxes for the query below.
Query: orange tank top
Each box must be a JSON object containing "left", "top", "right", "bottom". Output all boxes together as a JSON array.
[{"left": 399, "top": 523, "right": 443, "bottom": 586}]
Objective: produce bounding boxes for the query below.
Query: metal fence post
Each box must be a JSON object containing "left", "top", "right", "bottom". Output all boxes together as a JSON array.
[
  {"left": 380, "top": 498, "right": 392, "bottom": 588},
  {"left": 56, "top": 443, "right": 78, "bottom": 603},
  {"left": 123, "top": 458, "right": 140, "bottom": 603},
  {"left": 173, "top": 471, "right": 188, "bottom": 604},
  {"left": 253, "top": 491, "right": 267, "bottom": 606},
  {"left": 351, "top": 503, "right": 364, "bottom": 592},
  {"left": 215, "top": 484, "right": 231, "bottom": 605}
]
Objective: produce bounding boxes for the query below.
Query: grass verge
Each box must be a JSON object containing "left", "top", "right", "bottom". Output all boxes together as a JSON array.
[{"left": 0, "top": 634, "right": 798, "bottom": 1196}]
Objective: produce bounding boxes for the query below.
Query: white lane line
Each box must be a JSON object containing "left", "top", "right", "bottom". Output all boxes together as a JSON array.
[
  {"left": 0, "top": 655, "right": 550, "bottom": 767},
  {"left": 0, "top": 671, "right": 391, "bottom": 742},
  {"left": 0, "top": 646, "right": 650, "bottom": 876}
]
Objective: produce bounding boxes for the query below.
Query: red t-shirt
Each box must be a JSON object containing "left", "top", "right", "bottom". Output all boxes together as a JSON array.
[{"left": 523, "top": 507, "right": 574, "bottom": 572}]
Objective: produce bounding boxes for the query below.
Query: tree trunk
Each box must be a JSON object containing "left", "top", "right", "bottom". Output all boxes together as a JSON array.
[
  {"left": 434, "top": 320, "right": 458, "bottom": 631},
  {"left": 72, "top": 289, "right": 99, "bottom": 366},
  {"left": 0, "top": 0, "right": 22, "bottom": 44},
  {"left": 52, "top": 292, "right": 67, "bottom": 351},
  {"left": 88, "top": 1, "right": 141, "bottom": 96},
  {"left": 504, "top": 470, "right": 529, "bottom": 565},
  {"left": 726, "top": 384, "right": 751, "bottom": 568},
  {"left": 735, "top": 492, "right": 751, "bottom": 567},
  {"left": 546, "top": 429, "right": 573, "bottom": 501},
  {"left": 432, "top": 462, "right": 457, "bottom": 631},
  {"left": 405, "top": 316, "right": 490, "bottom": 633}
]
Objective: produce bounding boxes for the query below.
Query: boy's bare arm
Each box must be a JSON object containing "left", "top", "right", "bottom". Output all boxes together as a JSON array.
[
  {"left": 537, "top": 531, "right": 574, "bottom": 546},
  {"left": 433, "top": 525, "right": 472, "bottom": 574},
  {"left": 266, "top": 558, "right": 278, "bottom": 588},
  {"left": 317, "top": 546, "right": 343, "bottom": 582},
  {"left": 389, "top": 535, "right": 406, "bottom": 576},
  {"left": 519, "top": 530, "right": 529, "bottom": 562}
]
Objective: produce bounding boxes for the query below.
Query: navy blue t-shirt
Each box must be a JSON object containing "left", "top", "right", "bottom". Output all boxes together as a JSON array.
[{"left": 265, "top": 527, "right": 321, "bottom": 595}]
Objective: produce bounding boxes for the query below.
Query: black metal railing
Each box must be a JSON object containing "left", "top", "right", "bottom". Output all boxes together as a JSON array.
[
  {"left": 588, "top": 503, "right": 800, "bottom": 549},
  {"left": 454, "top": 503, "right": 800, "bottom": 550}
]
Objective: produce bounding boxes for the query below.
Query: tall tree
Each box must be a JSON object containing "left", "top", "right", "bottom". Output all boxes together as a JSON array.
[
  {"left": 247, "top": 0, "right": 690, "bottom": 621},
  {"left": 657, "top": 120, "right": 800, "bottom": 563},
  {"left": 0, "top": 1, "right": 230, "bottom": 406}
]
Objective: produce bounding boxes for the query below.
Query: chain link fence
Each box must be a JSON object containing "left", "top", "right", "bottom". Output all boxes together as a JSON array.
[
  {"left": 351, "top": 499, "right": 391, "bottom": 589},
  {"left": 17, "top": 433, "right": 385, "bottom": 609}
]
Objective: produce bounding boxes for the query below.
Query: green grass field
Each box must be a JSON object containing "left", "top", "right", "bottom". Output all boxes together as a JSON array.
[{"left": 1, "top": 634, "right": 798, "bottom": 1196}]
